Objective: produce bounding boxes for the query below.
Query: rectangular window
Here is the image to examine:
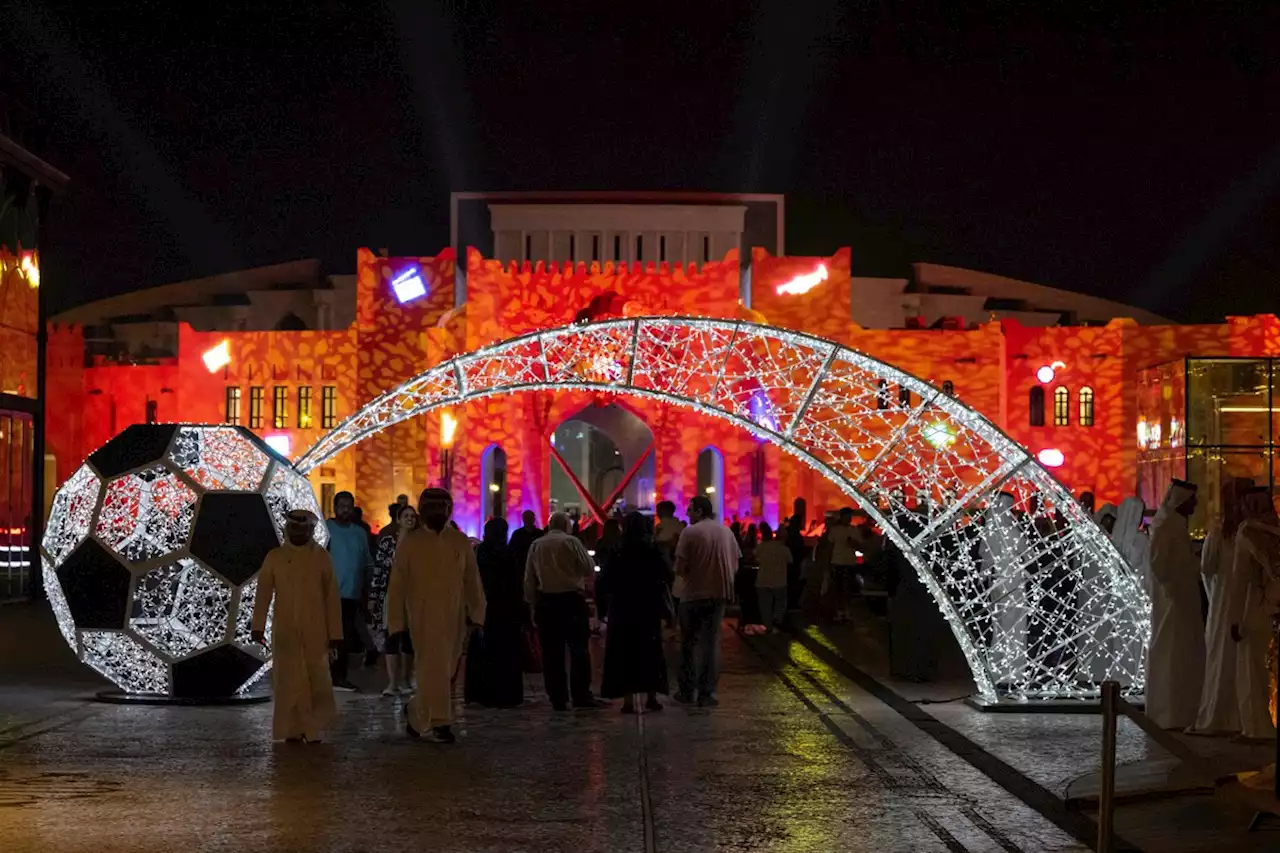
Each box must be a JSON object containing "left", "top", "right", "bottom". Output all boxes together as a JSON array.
[
  {"left": 524, "top": 234, "right": 532, "bottom": 262},
  {"left": 249, "top": 387, "right": 264, "bottom": 429},
  {"left": 568, "top": 234, "right": 576, "bottom": 262},
  {"left": 614, "top": 235, "right": 622, "bottom": 260},
  {"left": 659, "top": 235, "right": 666, "bottom": 262},
  {"left": 703, "top": 235, "right": 711, "bottom": 262},
  {"left": 225, "top": 387, "right": 241, "bottom": 425},
  {"left": 321, "top": 483, "right": 335, "bottom": 518},
  {"left": 145, "top": 399, "right": 158, "bottom": 424},
  {"left": 592, "top": 235, "right": 600, "bottom": 261},
  {"left": 898, "top": 385, "right": 911, "bottom": 407},
  {"left": 321, "top": 386, "right": 338, "bottom": 428},
  {"left": 272, "top": 386, "right": 288, "bottom": 429},
  {"left": 298, "top": 386, "right": 313, "bottom": 429},
  {"left": 635, "top": 235, "right": 643, "bottom": 261}
]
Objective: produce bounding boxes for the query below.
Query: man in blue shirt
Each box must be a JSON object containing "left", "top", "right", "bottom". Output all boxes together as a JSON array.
[{"left": 326, "top": 491, "right": 373, "bottom": 691}]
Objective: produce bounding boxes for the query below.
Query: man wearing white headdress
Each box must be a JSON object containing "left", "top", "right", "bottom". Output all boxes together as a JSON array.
[
  {"left": 251, "top": 509, "right": 343, "bottom": 743},
  {"left": 1074, "top": 502, "right": 1119, "bottom": 683},
  {"left": 1192, "top": 479, "right": 1250, "bottom": 734},
  {"left": 980, "top": 492, "right": 1029, "bottom": 686},
  {"left": 1111, "top": 497, "right": 1150, "bottom": 595},
  {"left": 1146, "top": 479, "right": 1204, "bottom": 730},
  {"left": 1108, "top": 496, "right": 1151, "bottom": 687},
  {"left": 1233, "top": 488, "right": 1280, "bottom": 740},
  {"left": 387, "top": 488, "right": 486, "bottom": 744}
]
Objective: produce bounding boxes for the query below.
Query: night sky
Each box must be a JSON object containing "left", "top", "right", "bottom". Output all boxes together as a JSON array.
[{"left": 3, "top": 2, "right": 1279, "bottom": 322}]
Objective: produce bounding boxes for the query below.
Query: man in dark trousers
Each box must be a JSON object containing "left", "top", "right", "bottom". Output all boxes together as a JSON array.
[{"left": 523, "top": 512, "right": 605, "bottom": 711}]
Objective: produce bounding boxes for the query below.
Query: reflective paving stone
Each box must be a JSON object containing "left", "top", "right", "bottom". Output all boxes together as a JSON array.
[{"left": 0, "top": 627, "right": 1099, "bottom": 853}]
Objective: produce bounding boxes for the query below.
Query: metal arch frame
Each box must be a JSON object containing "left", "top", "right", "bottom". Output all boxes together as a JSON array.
[{"left": 295, "top": 316, "right": 1150, "bottom": 703}]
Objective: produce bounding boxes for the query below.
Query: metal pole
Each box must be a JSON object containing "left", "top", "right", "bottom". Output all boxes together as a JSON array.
[{"left": 1098, "top": 680, "right": 1119, "bottom": 853}]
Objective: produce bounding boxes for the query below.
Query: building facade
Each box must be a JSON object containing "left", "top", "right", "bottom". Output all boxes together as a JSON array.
[
  {"left": 0, "top": 92, "right": 68, "bottom": 599},
  {"left": 44, "top": 195, "right": 1277, "bottom": 540}
]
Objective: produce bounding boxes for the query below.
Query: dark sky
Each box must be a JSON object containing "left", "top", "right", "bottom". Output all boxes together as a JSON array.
[{"left": 3, "top": 2, "right": 1280, "bottom": 322}]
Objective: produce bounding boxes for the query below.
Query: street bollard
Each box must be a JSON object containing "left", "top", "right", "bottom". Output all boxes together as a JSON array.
[{"left": 1098, "top": 680, "right": 1119, "bottom": 853}]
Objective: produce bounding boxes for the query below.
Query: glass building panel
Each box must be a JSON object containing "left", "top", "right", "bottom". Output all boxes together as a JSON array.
[{"left": 1186, "top": 359, "right": 1270, "bottom": 448}]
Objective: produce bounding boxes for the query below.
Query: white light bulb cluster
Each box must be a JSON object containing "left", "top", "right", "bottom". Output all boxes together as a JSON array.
[{"left": 293, "top": 316, "right": 1151, "bottom": 702}]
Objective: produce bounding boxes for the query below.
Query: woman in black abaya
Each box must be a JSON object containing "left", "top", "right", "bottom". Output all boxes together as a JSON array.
[
  {"left": 464, "top": 518, "right": 525, "bottom": 708},
  {"left": 599, "top": 512, "right": 673, "bottom": 713}
]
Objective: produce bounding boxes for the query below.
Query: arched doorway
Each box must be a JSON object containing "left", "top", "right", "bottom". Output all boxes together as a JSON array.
[
  {"left": 296, "top": 316, "right": 1149, "bottom": 703},
  {"left": 550, "top": 402, "right": 656, "bottom": 525},
  {"left": 481, "top": 445, "right": 507, "bottom": 522},
  {"left": 696, "top": 447, "right": 724, "bottom": 519}
]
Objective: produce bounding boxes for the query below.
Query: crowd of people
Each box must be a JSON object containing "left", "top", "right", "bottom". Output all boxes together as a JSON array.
[
  {"left": 246, "top": 473, "right": 1280, "bottom": 746},
  {"left": 1142, "top": 478, "right": 1280, "bottom": 740},
  {"left": 249, "top": 489, "right": 747, "bottom": 744}
]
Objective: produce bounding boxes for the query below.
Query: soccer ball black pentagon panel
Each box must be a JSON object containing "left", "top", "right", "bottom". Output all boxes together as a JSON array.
[{"left": 41, "top": 424, "right": 328, "bottom": 699}]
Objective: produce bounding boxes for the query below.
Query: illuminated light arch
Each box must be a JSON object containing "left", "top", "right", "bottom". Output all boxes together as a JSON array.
[{"left": 296, "top": 317, "right": 1149, "bottom": 703}]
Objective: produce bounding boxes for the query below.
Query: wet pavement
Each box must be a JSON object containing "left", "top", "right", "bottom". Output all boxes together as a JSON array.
[
  {"left": 0, "top": 614, "right": 1091, "bottom": 853},
  {"left": 0, "top": 600, "right": 1273, "bottom": 851}
]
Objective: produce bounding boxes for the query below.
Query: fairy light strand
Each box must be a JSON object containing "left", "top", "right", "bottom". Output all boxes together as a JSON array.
[{"left": 293, "top": 316, "right": 1150, "bottom": 703}]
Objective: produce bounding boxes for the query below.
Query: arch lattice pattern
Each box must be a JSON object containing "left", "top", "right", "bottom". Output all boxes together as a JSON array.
[{"left": 297, "top": 317, "right": 1149, "bottom": 702}]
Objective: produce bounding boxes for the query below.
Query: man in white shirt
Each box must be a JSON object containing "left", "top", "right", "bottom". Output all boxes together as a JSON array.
[
  {"left": 674, "top": 495, "right": 740, "bottom": 707},
  {"left": 524, "top": 512, "right": 606, "bottom": 710}
]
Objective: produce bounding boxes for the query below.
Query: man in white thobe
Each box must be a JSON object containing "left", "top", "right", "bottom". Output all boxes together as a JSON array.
[
  {"left": 387, "top": 488, "right": 485, "bottom": 744},
  {"left": 251, "top": 509, "right": 343, "bottom": 743},
  {"left": 981, "top": 493, "right": 1029, "bottom": 687},
  {"left": 1193, "top": 479, "right": 1250, "bottom": 734},
  {"left": 1146, "top": 480, "right": 1204, "bottom": 730},
  {"left": 1234, "top": 488, "right": 1280, "bottom": 740}
]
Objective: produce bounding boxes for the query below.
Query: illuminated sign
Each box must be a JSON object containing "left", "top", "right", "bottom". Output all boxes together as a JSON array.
[
  {"left": 202, "top": 340, "right": 232, "bottom": 373},
  {"left": 391, "top": 266, "right": 428, "bottom": 303},
  {"left": 775, "top": 264, "right": 829, "bottom": 296}
]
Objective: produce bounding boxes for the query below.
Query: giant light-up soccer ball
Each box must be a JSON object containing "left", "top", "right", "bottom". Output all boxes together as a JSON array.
[{"left": 41, "top": 424, "right": 327, "bottom": 699}]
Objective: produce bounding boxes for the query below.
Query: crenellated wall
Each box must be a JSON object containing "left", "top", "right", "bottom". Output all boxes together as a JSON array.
[{"left": 44, "top": 243, "right": 1280, "bottom": 534}]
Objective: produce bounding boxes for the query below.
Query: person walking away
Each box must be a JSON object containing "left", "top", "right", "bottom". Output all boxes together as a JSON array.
[
  {"left": 326, "top": 491, "right": 373, "bottom": 691},
  {"left": 524, "top": 512, "right": 607, "bottom": 710},
  {"left": 387, "top": 488, "right": 486, "bottom": 744},
  {"left": 508, "top": 510, "right": 545, "bottom": 578},
  {"left": 1233, "top": 488, "right": 1280, "bottom": 740},
  {"left": 654, "top": 501, "right": 686, "bottom": 631},
  {"left": 736, "top": 524, "right": 763, "bottom": 634},
  {"left": 371, "top": 504, "right": 418, "bottom": 697},
  {"left": 674, "top": 495, "right": 740, "bottom": 707},
  {"left": 1193, "top": 480, "right": 1250, "bottom": 734},
  {"left": 600, "top": 512, "right": 673, "bottom": 713},
  {"left": 785, "top": 498, "right": 808, "bottom": 609},
  {"left": 803, "top": 512, "right": 837, "bottom": 621},
  {"left": 1146, "top": 479, "right": 1205, "bottom": 730},
  {"left": 251, "top": 510, "right": 342, "bottom": 743},
  {"left": 754, "top": 523, "right": 791, "bottom": 632},
  {"left": 593, "top": 518, "right": 623, "bottom": 633},
  {"left": 465, "top": 518, "right": 525, "bottom": 708},
  {"left": 827, "top": 508, "right": 860, "bottom": 623}
]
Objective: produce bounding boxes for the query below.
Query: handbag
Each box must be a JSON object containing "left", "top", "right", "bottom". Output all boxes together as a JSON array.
[
  {"left": 521, "top": 625, "right": 543, "bottom": 674},
  {"left": 659, "top": 582, "right": 677, "bottom": 622}
]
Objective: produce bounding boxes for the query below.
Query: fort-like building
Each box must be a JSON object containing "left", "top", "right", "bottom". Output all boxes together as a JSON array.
[{"left": 45, "top": 193, "right": 1280, "bottom": 539}]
